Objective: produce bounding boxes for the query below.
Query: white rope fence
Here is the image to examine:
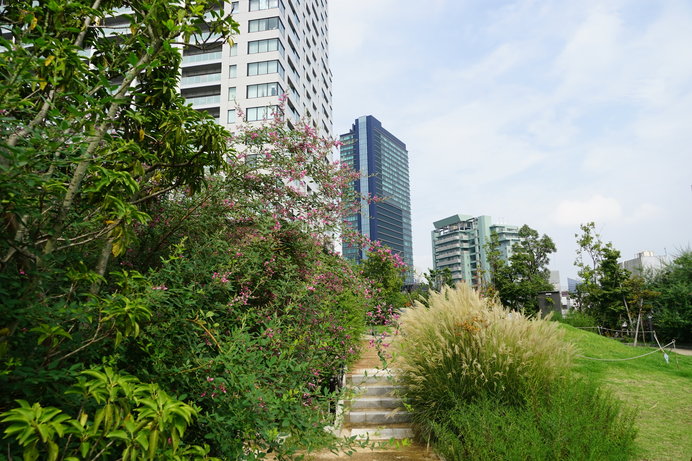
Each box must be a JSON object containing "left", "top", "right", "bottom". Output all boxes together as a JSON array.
[
  {"left": 574, "top": 326, "right": 656, "bottom": 335},
  {"left": 576, "top": 339, "right": 676, "bottom": 362}
]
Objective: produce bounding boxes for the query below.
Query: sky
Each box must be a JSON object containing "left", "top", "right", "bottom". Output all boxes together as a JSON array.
[{"left": 329, "top": 0, "right": 692, "bottom": 284}]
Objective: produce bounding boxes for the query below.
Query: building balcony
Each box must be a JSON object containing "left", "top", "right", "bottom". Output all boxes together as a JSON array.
[
  {"left": 182, "top": 51, "right": 223, "bottom": 66},
  {"left": 180, "top": 73, "right": 222, "bottom": 87},
  {"left": 186, "top": 94, "right": 221, "bottom": 107}
]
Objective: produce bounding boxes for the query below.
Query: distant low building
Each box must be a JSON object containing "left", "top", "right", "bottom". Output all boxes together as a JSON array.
[
  {"left": 621, "top": 251, "right": 671, "bottom": 276},
  {"left": 537, "top": 291, "right": 563, "bottom": 317}
]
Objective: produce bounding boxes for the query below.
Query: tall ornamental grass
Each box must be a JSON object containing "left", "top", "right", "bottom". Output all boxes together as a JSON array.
[
  {"left": 395, "top": 284, "right": 638, "bottom": 459},
  {"left": 395, "top": 283, "right": 574, "bottom": 421}
]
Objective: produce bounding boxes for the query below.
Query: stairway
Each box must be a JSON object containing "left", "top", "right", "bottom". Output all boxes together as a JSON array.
[
  {"left": 307, "top": 336, "right": 438, "bottom": 460},
  {"left": 341, "top": 367, "right": 414, "bottom": 441}
]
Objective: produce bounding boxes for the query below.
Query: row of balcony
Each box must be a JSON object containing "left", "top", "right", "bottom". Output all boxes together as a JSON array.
[
  {"left": 185, "top": 94, "right": 221, "bottom": 107},
  {"left": 182, "top": 51, "right": 223, "bottom": 65}
]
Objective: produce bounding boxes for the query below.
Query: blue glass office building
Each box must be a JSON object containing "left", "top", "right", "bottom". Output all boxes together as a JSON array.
[{"left": 340, "top": 116, "right": 414, "bottom": 283}]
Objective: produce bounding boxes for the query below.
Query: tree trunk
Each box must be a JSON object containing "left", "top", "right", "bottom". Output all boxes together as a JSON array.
[{"left": 42, "top": 47, "right": 160, "bottom": 256}]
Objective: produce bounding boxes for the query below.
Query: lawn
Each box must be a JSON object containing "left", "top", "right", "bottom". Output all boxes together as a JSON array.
[{"left": 561, "top": 325, "right": 692, "bottom": 461}]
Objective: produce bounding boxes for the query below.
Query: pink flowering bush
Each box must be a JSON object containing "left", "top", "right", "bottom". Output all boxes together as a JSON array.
[
  {"left": 111, "top": 118, "right": 375, "bottom": 458},
  {"left": 359, "top": 241, "right": 409, "bottom": 327},
  {"left": 1, "top": 97, "right": 379, "bottom": 459}
]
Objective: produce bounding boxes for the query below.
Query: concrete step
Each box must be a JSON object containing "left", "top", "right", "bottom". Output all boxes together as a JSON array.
[
  {"left": 342, "top": 425, "right": 415, "bottom": 441},
  {"left": 348, "top": 373, "right": 394, "bottom": 386},
  {"left": 348, "top": 396, "right": 403, "bottom": 410},
  {"left": 344, "top": 409, "right": 411, "bottom": 425},
  {"left": 352, "top": 384, "right": 398, "bottom": 397}
]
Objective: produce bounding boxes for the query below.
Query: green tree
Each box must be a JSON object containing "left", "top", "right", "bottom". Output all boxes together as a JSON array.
[
  {"left": 487, "top": 225, "right": 556, "bottom": 313},
  {"left": 623, "top": 275, "right": 659, "bottom": 345},
  {"left": 574, "top": 222, "right": 633, "bottom": 329},
  {"left": 1, "top": 0, "right": 239, "bottom": 400},
  {"left": 647, "top": 251, "right": 692, "bottom": 343},
  {"left": 424, "top": 267, "right": 454, "bottom": 292},
  {"left": 1, "top": 0, "right": 238, "bottom": 282}
]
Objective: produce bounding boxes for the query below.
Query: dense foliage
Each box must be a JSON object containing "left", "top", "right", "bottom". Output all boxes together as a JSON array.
[
  {"left": 574, "top": 223, "right": 634, "bottom": 329},
  {"left": 0, "top": 1, "right": 409, "bottom": 458},
  {"left": 647, "top": 251, "right": 692, "bottom": 343},
  {"left": 573, "top": 223, "right": 688, "bottom": 343},
  {"left": 486, "top": 224, "right": 556, "bottom": 313}
]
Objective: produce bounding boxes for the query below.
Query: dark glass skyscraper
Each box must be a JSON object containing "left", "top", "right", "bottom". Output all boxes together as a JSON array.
[{"left": 340, "top": 115, "right": 414, "bottom": 283}]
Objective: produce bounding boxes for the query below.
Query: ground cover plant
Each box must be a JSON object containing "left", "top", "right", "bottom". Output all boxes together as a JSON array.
[
  {"left": 394, "top": 284, "right": 638, "bottom": 460},
  {"left": 562, "top": 325, "right": 692, "bottom": 461}
]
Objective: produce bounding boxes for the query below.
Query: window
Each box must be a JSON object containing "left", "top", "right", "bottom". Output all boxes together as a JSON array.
[
  {"left": 227, "top": 109, "right": 236, "bottom": 123},
  {"left": 229, "top": 1, "right": 239, "bottom": 13},
  {"left": 228, "top": 87, "right": 236, "bottom": 101},
  {"left": 249, "top": 17, "right": 283, "bottom": 33},
  {"left": 228, "top": 65, "right": 237, "bottom": 78},
  {"left": 229, "top": 43, "right": 238, "bottom": 56},
  {"left": 249, "top": 0, "right": 279, "bottom": 11},
  {"left": 247, "top": 60, "right": 284, "bottom": 78},
  {"left": 247, "top": 82, "right": 282, "bottom": 98},
  {"left": 246, "top": 105, "right": 279, "bottom": 122},
  {"left": 248, "top": 38, "right": 284, "bottom": 55}
]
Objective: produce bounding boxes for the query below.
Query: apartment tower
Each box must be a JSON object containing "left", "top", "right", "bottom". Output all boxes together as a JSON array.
[
  {"left": 340, "top": 116, "right": 414, "bottom": 283},
  {"left": 432, "top": 214, "right": 520, "bottom": 288},
  {"left": 180, "top": 0, "right": 332, "bottom": 135}
]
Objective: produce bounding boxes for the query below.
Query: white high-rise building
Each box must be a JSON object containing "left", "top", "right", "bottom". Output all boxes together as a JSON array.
[
  {"left": 180, "top": 0, "right": 332, "bottom": 135},
  {"left": 431, "top": 214, "right": 520, "bottom": 288}
]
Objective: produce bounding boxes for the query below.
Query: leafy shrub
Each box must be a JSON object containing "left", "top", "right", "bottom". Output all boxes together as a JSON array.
[
  {"left": 395, "top": 284, "right": 574, "bottom": 425},
  {"left": 648, "top": 251, "right": 692, "bottom": 343},
  {"left": 560, "top": 309, "right": 599, "bottom": 328},
  {"left": 429, "top": 380, "right": 637, "bottom": 461},
  {"left": 1, "top": 367, "right": 216, "bottom": 461},
  {"left": 359, "top": 241, "right": 407, "bottom": 326},
  {"left": 116, "top": 212, "right": 368, "bottom": 458},
  {"left": 1, "top": 14, "right": 376, "bottom": 455}
]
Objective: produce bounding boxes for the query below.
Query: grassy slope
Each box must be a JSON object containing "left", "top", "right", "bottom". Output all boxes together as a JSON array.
[{"left": 561, "top": 325, "right": 692, "bottom": 461}]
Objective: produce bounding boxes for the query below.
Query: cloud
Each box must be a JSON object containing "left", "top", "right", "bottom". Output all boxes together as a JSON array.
[
  {"left": 553, "top": 195, "right": 623, "bottom": 227},
  {"left": 329, "top": 0, "right": 399, "bottom": 55},
  {"left": 552, "top": 5, "right": 623, "bottom": 99},
  {"left": 628, "top": 203, "right": 664, "bottom": 223},
  {"left": 330, "top": 0, "right": 692, "bottom": 280}
]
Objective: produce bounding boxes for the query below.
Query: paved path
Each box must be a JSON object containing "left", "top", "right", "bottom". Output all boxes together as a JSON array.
[
  {"left": 673, "top": 346, "right": 692, "bottom": 356},
  {"left": 306, "top": 335, "right": 439, "bottom": 461}
]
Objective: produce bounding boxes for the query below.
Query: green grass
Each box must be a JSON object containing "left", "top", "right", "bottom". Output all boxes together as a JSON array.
[
  {"left": 429, "top": 381, "right": 637, "bottom": 461},
  {"left": 562, "top": 325, "right": 692, "bottom": 461}
]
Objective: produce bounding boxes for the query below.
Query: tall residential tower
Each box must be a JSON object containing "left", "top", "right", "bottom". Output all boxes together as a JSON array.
[
  {"left": 340, "top": 116, "right": 414, "bottom": 283},
  {"left": 180, "top": 0, "right": 332, "bottom": 134}
]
